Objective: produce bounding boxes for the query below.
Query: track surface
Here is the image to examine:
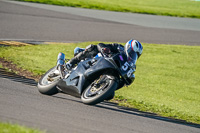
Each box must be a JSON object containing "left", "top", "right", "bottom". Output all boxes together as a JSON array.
[
  {"left": 0, "top": 0, "right": 200, "bottom": 133},
  {"left": 0, "top": 69, "right": 200, "bottom": 133},
  {"left": 0, "top": 0, "right": 200, "bottom": 45}
]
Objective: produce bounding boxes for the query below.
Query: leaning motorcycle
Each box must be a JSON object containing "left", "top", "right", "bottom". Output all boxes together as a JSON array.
[{"left": 37, "top": 51, "right": 136, "bottom": 105}]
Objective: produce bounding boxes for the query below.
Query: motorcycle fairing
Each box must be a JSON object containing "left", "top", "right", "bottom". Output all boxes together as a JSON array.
[
  {"left": 84, "top": 57, "right": 118, "bottom": 78},
  {"left": 57, "top": 57, "right": 118, "bottom": 97}
]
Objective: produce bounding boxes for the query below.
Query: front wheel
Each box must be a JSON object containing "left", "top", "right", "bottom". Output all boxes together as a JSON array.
[
  {"left": 37, "top": 66, "right": 60, "bottom": 95},
  {"left": 81, "top": 74, "right": 118, "bottom": 105}
]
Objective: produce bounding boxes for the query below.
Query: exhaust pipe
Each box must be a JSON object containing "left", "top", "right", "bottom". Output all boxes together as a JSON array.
[{"left": 57, "top": 52, "right": 65, "bottom": 78}]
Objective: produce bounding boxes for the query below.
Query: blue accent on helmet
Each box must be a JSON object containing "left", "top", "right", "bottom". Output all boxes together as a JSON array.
[{"left": 137, "top": 41, "right": 142, "bottom": 49}]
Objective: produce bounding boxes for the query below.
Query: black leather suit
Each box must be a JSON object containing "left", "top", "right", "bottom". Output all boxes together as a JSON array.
[{"left": 70, "top": 43, "right": 124, "bottom": 66}]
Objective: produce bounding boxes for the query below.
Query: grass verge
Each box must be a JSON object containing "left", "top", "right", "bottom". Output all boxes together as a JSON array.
[
  {"left": 17, "top": 0, "right": 200, "bottom": 18},
  {"left": 0, "top": 42, "right": 200, "bottom": 124},
  {"left": 0, "top": 122, "right": 44, "bottom": 133}
]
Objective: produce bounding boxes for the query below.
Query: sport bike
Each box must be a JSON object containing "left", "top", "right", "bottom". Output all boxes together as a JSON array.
[{"left": 37, "top": 51, "right": 136, "bottom": 105}]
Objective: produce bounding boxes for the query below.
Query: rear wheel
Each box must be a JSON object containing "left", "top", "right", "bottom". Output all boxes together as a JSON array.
[
  {"left": 37, "top": 66, "right": 60, "bottom": 95},
  {"left": 81, "top": 74, "right": 118, "bottom": 105}
]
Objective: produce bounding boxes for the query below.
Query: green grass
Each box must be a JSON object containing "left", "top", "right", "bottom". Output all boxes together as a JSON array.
[
  {"left": 115, "top": 44, "right": 200, "bottom": 123},
  {"left": 0, "top": 43, "right": 91, "bottom": 75},
  {"left": 17, "top": 0, "right": 200, "bottom": 18},
  {"left": 0, "top": 42, "right": 200, "bottom": 124},
  {"left": 0, "top": 122, "right": 44, "bottom": 133}
]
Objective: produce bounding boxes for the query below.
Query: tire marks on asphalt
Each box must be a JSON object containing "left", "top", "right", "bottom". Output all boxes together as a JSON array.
[{"left": 0, "top": 68, "right": 37, "bottom": 86}]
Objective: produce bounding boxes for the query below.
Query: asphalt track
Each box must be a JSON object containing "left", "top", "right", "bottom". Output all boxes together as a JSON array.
[
  {"left": 0, "top": 69, "right": 200, "bottom": 133},
  {"left": 0, "top": 0, "right": 200, "bottom": 133},
  {"left": 1, "top": 0, "right": 200, "bottom": 45}
]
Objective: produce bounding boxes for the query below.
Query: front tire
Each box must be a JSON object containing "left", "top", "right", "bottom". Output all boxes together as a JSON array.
[
  {"left": 37, "top": 66, "right": 60, "bottom": 95},
  {"left": 81, "top": 74, "right": 118, "bottom": 105}
]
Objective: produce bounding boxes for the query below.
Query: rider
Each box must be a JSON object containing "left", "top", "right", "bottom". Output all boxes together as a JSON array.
[
  {"left": 65, "top": 39, "right": 143, "bottom": 74},
  {"left": 62, "top": 39, "right": 143, "bottom": 88}
]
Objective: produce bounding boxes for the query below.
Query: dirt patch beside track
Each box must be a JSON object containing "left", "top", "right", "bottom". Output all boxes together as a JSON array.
[{"left": 0, "top": 57, "right": 40, "bottom": 81}]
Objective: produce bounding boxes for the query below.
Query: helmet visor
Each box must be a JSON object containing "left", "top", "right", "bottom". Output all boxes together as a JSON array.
[{"left": 125, "top": 42, "right": 138, "bottom": 64}]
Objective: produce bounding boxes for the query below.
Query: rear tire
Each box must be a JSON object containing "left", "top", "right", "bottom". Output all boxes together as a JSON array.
[
  {"left": 37, "top": 66, "right": 60, "bottom": 95},
  {"left": 81, "top": 74, "right": 118, "bottom": 105}
]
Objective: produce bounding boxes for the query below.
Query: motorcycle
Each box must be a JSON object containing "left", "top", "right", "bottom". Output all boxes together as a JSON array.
[{"left": 37, "top": 50, "right": 136, "bottom": 105}]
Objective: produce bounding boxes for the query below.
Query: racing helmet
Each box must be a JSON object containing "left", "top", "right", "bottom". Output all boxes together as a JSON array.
[{"left": 124, "top": 39, "right": 143, "bottom": 64}]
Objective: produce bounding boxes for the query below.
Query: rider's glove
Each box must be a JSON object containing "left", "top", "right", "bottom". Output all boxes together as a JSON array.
[
  {"left": 117, "top": 45, "right": 124, "bottom": 53},
  {"left": 102, "top": 48, "right": 111, "bottom": 55}
]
